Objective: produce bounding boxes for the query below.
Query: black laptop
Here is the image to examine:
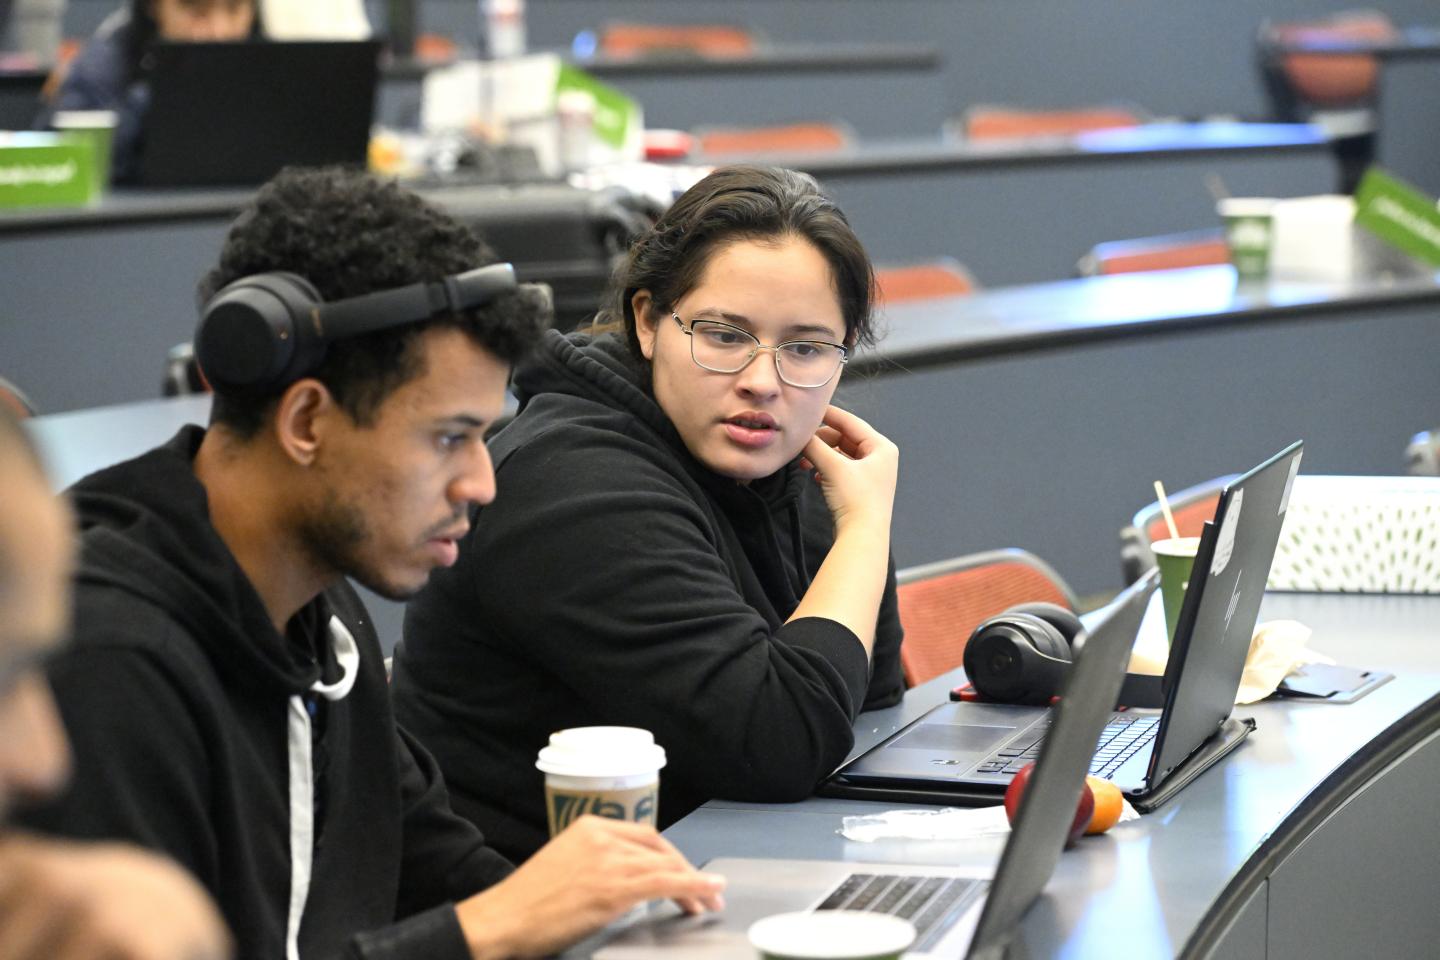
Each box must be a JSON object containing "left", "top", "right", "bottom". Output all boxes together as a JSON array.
[
  {"left": 595, "top": 569, "right": 1161, "bottom": 959},
  {"left": 824, "top": 441, "right": 1304, "bottom": 812},
  {"left": 136, "top": 40, "right": 380, "bottom": 186}
]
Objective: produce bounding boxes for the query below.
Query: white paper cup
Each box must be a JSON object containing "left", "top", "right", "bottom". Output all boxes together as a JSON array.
[
  {"left": 748, "top": 911, "right": 917, "bottom": 960},
  {"left": 536, "top": 726, "right": 665, "bottom": 836}
]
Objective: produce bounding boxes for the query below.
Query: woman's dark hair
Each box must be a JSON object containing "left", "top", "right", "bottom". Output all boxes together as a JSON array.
[
  {"left": 124, "top": 0, "right": 262, "bottom": 84},
  {"left": 596, "top": 165, "right": 876, "bottom": 358}
]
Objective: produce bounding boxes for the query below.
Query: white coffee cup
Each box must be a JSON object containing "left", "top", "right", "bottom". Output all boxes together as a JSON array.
[{"left": 535, "top": 726, "right": 665, "bottom": 836}]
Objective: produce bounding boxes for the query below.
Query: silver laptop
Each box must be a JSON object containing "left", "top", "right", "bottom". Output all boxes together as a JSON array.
[
  {"left": 826, "top": 441, "right": 1303, "bottom": 811},
  {"left": 595, "top": 570, "right": 1159, "bottom": 959}
]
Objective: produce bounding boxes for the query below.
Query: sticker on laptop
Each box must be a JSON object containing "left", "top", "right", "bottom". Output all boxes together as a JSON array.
[
  {"left": 1211, "top": 488, "right": 1243, "bottom": 576},
  {"left": 1278, "top": 452, "right": 1303, "bottom": 515}
]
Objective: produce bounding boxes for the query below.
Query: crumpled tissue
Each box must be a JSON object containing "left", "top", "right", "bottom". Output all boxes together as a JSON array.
[
  {"left": 1234, "top": 619, "right": 1334, "bottom": 705},
  {"left": 839, "top": 801, "right": 1139, "bottom": 843}
]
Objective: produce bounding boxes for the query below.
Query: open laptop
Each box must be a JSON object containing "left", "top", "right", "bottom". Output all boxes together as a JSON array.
[
  {"left": 595, "top": 569, "right": 1159, "bottom": 959},
  {"left": 136, "top": 40, "right": 381, "bottom": 186},
  {"left": 825, "top": 441, "right": 1303, "bottom": 812}
]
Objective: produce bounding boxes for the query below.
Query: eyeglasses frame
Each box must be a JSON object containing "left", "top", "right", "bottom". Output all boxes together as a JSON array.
[{"left": 670, "top": 314, "right": 848, "bottom": 389}]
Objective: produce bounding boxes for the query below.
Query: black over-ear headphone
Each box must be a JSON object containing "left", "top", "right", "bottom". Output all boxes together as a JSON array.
[
  {"left": 963, "top": 601, "right": 1164, "bottom": 708},
  {"left": 194, "top": 262, "right": 519, "bottom": 394}
]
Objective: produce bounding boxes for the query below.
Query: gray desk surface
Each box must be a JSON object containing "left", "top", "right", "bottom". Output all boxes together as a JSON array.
[
  {"left": 1270, "top": 25, "right": 1440, "bottom": 58},
  {"left": 663, "top": 591, "right": 1440, "bottom": 958},
  {"left": 691, "top": 122, "right": 1333, "bottom": 176},
  {"left": 0, "top": 122, "right": 1327, "bottom": 235},
  {"left": 852, "top": 264, "right": 1440, "bottom": 375}
]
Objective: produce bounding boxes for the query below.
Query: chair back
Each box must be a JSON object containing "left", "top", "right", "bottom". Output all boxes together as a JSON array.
[
  {"left": 1078, "top": 229, "right": 1230, "bottom": 277},
  {"left": 696, "top": 122, "right": 850, "bottom": 156},
  {"left": 897, "top": 548, "right": 1078, "bottom": 687},
  {"left": 1269, "top": 476, "right": 1440, "bottom": 593},
  {"left": 0, "top": 375, "right": 37, "bottom": 419},
  {"left": 960, "top": 105, "right": 1142, "bottom": 141},
  {"left": 599, "top": 23, "right": 756, "bottom": 57},
  {"left": 1259, "top": 9, "right": 1396, "bottom": 116},
  {"left": 875, "top": 259, "right": 976, "bottom": 303}
]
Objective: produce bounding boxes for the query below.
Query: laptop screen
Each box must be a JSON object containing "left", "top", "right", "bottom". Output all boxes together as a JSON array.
[
  {"left": 138, "top": 40, "right": 381, "bottom": 186},
  {"left": 1145, "top": 441, "right": 1303, "bottom": 787}
]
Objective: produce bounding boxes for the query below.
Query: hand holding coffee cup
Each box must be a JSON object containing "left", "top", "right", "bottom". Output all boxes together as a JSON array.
[{"left": 536, "top": 726, "right": 665, "bottom": 836}]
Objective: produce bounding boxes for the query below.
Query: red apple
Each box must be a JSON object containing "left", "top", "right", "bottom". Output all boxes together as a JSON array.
[{"left": 1003, "top": 762, "right": 1095, "bottom": 847}]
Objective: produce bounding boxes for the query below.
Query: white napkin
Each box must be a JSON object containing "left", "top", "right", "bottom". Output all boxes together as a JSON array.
[
  {"left": 1234, "top": 619, "right": 1335, "bottom": 705},
  {"left": 839, "top": 802, "right": 1139, "bottom": 842}
]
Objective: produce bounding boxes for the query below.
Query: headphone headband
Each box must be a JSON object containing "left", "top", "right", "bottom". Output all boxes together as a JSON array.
[{"left": 195, "top": 262, "right": 520, "bottom": 394}]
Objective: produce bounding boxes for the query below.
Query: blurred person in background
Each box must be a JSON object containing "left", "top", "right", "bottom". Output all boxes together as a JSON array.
[
  {"left": 37, "top": 0, "right": 259, "bottom": 181},
  {"left": 0, "top": 405, "right": 232, "bottom": 960}
]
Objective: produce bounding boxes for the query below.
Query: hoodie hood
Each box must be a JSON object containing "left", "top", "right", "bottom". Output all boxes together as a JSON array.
[
  {"left": 509, "top": 329, "right": 817, "bottom": 595},
  {"left": 68, "top": 425, "right": 334, "bottom": 697}
]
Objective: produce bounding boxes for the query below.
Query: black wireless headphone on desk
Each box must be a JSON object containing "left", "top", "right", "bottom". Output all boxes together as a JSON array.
[
  {"left": 194, "top": 262, "right": 519, "bottom": 394},
  {"left": 963, "top": 601, "right": 1165, "bottom": 708}
]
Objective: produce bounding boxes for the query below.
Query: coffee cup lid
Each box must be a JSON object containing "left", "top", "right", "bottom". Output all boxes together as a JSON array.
[
  {"left": 748, "top": 910, "right": 916, "bottom": 959},
  {"left": 535, "top": 726, "right": 666, "bottom": 778}
]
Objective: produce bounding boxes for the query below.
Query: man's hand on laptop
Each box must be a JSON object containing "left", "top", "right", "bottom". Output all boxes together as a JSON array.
[{"left": 455, "top": 815, "right": 726, "bottom": 959}]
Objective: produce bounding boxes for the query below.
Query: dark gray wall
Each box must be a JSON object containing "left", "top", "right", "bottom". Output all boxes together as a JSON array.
[
  {"left": 59, "top": 1, "right": 1440, "bottom": 128},
  {"left": 836, "top": 300, "right": 1440, "bottom": 595}
]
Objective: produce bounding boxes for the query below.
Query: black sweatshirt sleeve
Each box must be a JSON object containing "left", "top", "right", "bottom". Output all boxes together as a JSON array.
[
  {"left": 458, "top": 431, "right": 875, "bottom": 803},
  {"left": 864, "top": 555, "right": 907, "bottom": 710},
  {"left": 16, "top": 644, "right": 220, "bottom": 883},
  {"left": 391, "top": 725, "right": 515, "bottom": 917}
]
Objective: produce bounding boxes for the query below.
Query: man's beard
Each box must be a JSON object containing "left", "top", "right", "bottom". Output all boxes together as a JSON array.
[{"left": 299, "top": 492, "right": 422, "bottom": 603}]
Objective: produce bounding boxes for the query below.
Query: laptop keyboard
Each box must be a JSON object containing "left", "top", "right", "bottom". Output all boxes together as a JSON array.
[
  {"left": 816, "top": 873, "right": 988, "bottom": 950},
  {"left": 973, "top": 713, "right": 1161, "bottom": 780}
]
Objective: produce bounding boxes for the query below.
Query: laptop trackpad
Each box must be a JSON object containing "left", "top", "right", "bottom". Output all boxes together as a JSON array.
[{"left": 892, "top": 721, "right": 1017, "bottom": 759}]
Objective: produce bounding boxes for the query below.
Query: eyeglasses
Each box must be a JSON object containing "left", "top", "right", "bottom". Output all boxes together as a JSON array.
[{"left": 672, "top": 315, "right": 848, "bottom": 389}]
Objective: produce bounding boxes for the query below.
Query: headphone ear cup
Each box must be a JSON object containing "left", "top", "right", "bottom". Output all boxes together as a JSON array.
[
  {"left": 1004, "top": 602, "right": 1085, "bottom": 655},
  {"left": 195, "top": 273, "right": 323, "bottom": 393},
  {"left": 963, "top": 613, "right": 1075, "bottom": 705}
]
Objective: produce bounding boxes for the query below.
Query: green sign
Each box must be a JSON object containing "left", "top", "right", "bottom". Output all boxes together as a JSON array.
[
  {"left": 1354, "top": 167, "right": 1440, "bottom": 266},
  {"left": 0, "top": 134, "right": 96, "bottom": 209},
  {"left": 554, "top": 63, "right": 639, "bottom": 150}
]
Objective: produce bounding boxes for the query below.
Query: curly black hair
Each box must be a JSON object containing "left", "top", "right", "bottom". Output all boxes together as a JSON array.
[{"left": 200, "top": 166, "right": 549, "bottom": 438}]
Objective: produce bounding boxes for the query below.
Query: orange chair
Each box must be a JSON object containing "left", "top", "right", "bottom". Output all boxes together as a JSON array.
[
  {"left": 1117, "top": 474, "right": 1239, "bottom": 584},
  {"left": 598, "top": 24, "right": 756, "bottom": 58},
  {"left": 1077, "top": 229, "right": 1230, "bottom": 277},
  {"left": 696, "top": 122, "right": 850, "bottom": 157},
  {"left": 875, "top": 259, "right": 976, "bottom": 303},
  {"left": 1260, "top": 10, "right": 1396, "bottom": 115},
  {"left": 413, "top": 33, "right": 459, "bottom": 64},
  {"left": 960, "top": 105, "right": 1143, "bottom": 141},
  {"left": 0, "top": 375, "right": 37, "bottom": 419},
  {"left": 896, "top": 548, "right": 1079, "bottom": 687}
]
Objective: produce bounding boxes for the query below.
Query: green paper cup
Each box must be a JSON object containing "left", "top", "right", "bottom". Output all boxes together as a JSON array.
[
  {"left": 748, "top": 911, "right": 916, "bottom": 960},
  {"left": 1217, "top": 197, "right": 1276, "bottom": 282},
  {"left": 1152, "top": 537, "right": 1201, "bottom": 645},
  {"left": 51, "top": 109, "right": 117, "bottom": 201}
]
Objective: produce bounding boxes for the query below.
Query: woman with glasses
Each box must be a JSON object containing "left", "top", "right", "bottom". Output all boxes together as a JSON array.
[{"left": 392, "top": 165, "right": 905, "bottom": 862}]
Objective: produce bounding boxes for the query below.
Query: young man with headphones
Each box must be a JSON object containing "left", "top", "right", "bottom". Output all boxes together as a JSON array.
[{"left": 16, "top": 167, "right": 724, "bottom": 959}]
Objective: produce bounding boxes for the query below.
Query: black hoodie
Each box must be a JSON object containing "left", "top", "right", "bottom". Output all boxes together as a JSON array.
[
  {"left": 392, "top": 331, "right": 905, "bottom": 863},
  {"left": 17, "top": 427, "right": 513, "bottom": 960}
]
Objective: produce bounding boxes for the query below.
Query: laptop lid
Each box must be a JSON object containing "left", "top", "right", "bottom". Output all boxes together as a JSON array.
[
  {"left": 137, "top": 40, "right": 380, "bottom": 186},
  {"left": 1140, "top": 440, "right": 1303, "bottom": 789},
  {"left": 595, "top": 570, "right": 1160, "bottom": 960},
  {"left": 820, "top": 560, "right": 1159, "bottom": 801},
  {"left": 966, "top": 567, "right": 1158, "bottom": 953}
]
